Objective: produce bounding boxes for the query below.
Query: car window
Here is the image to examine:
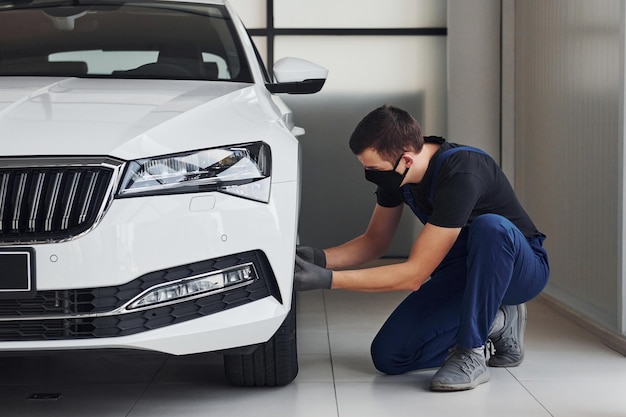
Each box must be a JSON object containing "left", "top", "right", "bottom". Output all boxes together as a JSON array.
[
  {"left": 0, "top": 2, "right": 253, "bottom": 82},
  {"left": 49, "top": 50, "right": 161, "bottom": 75}
]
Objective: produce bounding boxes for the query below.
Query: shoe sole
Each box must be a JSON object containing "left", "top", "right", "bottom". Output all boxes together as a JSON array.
[
  {"left": 429, "top": 371, "right": 491, "bottom": 392},
  {"left": 489, "top": 303, "right": 527, "bottom": 368}
]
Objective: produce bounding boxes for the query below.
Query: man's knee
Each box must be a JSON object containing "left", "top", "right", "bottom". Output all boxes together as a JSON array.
[
  {"left": 468, "top": 214, "right": 516, "bottom": 245},
  {"left": 470, "top": 213, "right": 509, "bottom": 233},
  {"left": 370, "top": 339, "right": 406, "bottom": 375}
]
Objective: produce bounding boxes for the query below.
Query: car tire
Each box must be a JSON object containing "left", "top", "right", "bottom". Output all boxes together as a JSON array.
[{"left": 223, "top": 295, "right": 298, "bottom": 387}]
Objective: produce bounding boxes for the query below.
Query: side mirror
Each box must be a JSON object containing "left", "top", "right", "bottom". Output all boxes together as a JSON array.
[{"left": 266, "top": 57, "right": 328, "bottom": 94}]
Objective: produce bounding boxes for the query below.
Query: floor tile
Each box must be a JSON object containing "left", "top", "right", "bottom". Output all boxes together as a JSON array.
[
  {"left": 298, "top": 329, "right": 331, "bottom": 355},
  {"left": 0, "top": 350, "right": 166, "bottom": 385},
  {"left": 0, "top": 384, "right": 145, "bottom": 417},
  {"left": 335, "top": 369, "right": 551, "bottom": 417},
  {"left": 296, "top": 354, "right": 334, "bottom": 382},
  {"left": 323, "top": 290, "right": 409, "bottom": 332},
  {"left": 151, "top": 352, "right": 228, "bottom": 385},
  {"left": 329, "top": 351, "right": 382, "bottom": 382},
  {"left": 328, "top": 329, "right": 377, "bottom": 354},
  {"left": 297, "top": 291, "right": 329, "bottom": 333},
  {"left": 510, "top": 300, "right": 626, "bottom": 382},
  {"left": 521, "top": 380, "right": 626, "bottom": 417},
  {"left": 127, "top": 382, "right": 338, "bottom": 417}
]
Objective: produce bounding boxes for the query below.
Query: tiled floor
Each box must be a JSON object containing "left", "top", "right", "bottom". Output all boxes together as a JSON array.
[{"left": 1, "top": 290, "right": 626, "bottom": 417}]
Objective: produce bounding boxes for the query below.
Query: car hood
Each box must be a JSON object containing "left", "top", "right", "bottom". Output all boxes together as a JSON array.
[{"left": 0, "top": 77, "right": 281, "bottom": 160}]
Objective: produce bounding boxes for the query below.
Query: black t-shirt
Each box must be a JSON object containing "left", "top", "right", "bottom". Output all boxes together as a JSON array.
[{"left": 375, "top": 137, "right": 542, "bottom": 239}]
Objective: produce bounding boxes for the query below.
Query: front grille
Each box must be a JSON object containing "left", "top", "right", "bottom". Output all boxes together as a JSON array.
[
  {"left": 0, "top": 158, "right": 121, "bottom": 244},
  {"left": 0, "top": 250, "right": 282, "bottom": 340}
]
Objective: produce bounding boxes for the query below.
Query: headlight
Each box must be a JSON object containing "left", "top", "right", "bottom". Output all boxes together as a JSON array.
[{"left": 117, "top": 142, "right": 272, "bottom": 202}]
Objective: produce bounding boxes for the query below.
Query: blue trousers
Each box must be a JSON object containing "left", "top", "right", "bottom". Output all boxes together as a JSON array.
[{"left": 370, "top": 214, "right": 550, "bottom": 375}]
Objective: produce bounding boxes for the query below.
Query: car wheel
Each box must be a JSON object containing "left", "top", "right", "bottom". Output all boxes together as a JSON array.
[{"left": 223, "top": 295, "right": 298, "bottom": 387}]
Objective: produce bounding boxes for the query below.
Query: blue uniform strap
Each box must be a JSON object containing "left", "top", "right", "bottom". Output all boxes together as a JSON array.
[
  {"left": 402, "top": 145, "right": 488, "bottom": 223},
  {"left": 402, "top": 186, "right": 429, "bottom": 223}
]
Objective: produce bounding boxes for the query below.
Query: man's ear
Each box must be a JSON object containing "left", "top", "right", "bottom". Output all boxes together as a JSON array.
[{"left": 402, "top": 153, "right": 415, "bottom": 167}]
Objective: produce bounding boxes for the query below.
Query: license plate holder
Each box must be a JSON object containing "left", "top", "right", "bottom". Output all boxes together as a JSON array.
[{"left": 0, "top": 248, "right": 35, "bottom": 299}]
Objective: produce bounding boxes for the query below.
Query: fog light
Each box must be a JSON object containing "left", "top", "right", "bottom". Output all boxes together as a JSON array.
[{"left": 126, "top": 263, "right": 257, "bottom": 310}]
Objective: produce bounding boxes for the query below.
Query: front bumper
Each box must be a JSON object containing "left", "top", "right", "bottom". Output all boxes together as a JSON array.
[
  {"left": 0, "top": 296, "right": 287, "bottom": 355},
  {"left": 0, "top": 250, "right": 280, "bottom": 339},
  {"left": 0, "top": 181, "right": 298, "bottom": 355}
]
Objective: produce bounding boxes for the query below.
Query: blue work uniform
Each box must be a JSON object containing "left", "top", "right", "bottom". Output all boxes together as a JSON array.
[{"left": 370, "top": 137, "right": 550, "bottom": 374}]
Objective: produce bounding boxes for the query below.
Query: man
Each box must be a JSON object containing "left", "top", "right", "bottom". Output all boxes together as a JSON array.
[{"left": 295, "top": 105, "right": 549, "bottom": 391}]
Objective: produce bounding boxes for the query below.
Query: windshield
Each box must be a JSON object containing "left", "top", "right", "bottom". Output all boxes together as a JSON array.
[{"left": 0, "top": 1, "right": 253, "bottom": 82}]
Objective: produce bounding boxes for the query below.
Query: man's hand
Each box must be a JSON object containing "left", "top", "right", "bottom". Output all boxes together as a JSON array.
[
  {"left": 296, "top": 246, "right": 326, "bottom": 267},
  {"left": 294, "top": 255, "right": 332, "bottom": 291}
]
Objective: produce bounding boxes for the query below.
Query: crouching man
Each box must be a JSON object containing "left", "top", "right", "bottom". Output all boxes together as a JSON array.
[{"left": 295, "top": 105, "right": 549, "bottom": 391}]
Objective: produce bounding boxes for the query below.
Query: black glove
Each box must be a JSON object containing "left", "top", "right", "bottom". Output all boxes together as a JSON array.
[
  {"left": 296, "top": 245, "right": 327, "bottom": 268},
  {"left": 294, "top": 255, "right": 332, "bottom": 291}
]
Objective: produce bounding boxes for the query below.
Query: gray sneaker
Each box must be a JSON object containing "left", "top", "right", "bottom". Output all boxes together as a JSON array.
[
  {"left": 488, "top": 303, "right": 527, "bottom": 367},
  {"left": 430, "top": 346, "right": 490, "bottom": 391}
]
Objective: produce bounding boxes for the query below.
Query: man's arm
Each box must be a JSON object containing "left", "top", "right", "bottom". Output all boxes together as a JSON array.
[
  {"left": 331, "top": 223, "right": 462, "bottom": 292},
  {"left": 324, "top": 203, "right": 404, "bottom": 270}
]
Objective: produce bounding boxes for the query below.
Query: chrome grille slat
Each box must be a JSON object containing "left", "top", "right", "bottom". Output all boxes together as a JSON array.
[
  {"left": 44, "top": 172, "right": 63, "bottom": 232},
  {"left": 28, "top": 173, "right": 46, "bottom": 232},
  {"left": 0, "top": 174, "right": 9, "bottom": 233},
  {"left": 0, "top": 159, "right": 121, "bottom": 244},
  {"left": 61, "top": 172, "right": 81, "bottom": 230},
  {"left": 78, "top": 172, "right": 98, "bottom": 223},
  {"left": 11, "top": 173, "right": 28, "bottom": 232}
]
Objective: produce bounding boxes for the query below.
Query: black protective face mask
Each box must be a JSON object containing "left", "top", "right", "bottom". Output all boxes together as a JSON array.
[{"left": 364, "top": 155, "right": 409, "bottom": 189}]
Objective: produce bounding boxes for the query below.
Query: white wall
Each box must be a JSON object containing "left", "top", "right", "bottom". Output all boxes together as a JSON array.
[
  {"left": 447, "top": 0, "right": 502, "bottom": 163},
  {"left": 449, "top": 0, "right": 626, "bottom": 347},
  {"left": 513, "top": 0, "right": 625, "bottom": 342}
]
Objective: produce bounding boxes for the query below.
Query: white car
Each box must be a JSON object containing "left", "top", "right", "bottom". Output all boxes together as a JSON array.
[{"left": 0, "top": 0, "right": 327, "bottom": 386}]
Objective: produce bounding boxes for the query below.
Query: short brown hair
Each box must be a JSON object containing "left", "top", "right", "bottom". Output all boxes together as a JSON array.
[{"left": 349, "top": 105, "right": 424, "bottom": 162}]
